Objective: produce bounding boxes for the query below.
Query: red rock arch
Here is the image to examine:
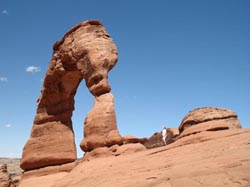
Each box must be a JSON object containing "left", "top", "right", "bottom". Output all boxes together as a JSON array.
[{"left": 20, "top": 20, "right": 122, "bottom": 170}]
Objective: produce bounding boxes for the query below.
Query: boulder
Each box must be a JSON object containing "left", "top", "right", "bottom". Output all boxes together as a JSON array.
[
  {"left": 179, "top": 107, "right": 241, "bottom": 133},
  {"left": 166, "top": 128, "right": 179, "bottom": 143},
  {"left": 179, "top": 120, "right": 230, "bottom": 138},
  {"left": 123, "top": 135, "right": 147, "bottom": 144},
  {"left": 143, "top": 128, "right": 179, "bottom": 148},
  {"left": 0, "top": 164, "right": 11, "bottom": 187},
  {"left": 143, "top": 132, "right": 162, "bottom": 148}
]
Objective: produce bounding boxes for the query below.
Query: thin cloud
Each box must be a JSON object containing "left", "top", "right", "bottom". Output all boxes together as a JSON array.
[
  {"left": 5, "top": 124, "right": 12, "bottom": 128},
  {"left": 0, "top": 77, "right": 8, "bottom": 82},
  {"left": 2, "top": 10, "right": 8, "bottom": 15},
  {"left": 26, "top": 66, "right": 41, "bottom": 73}
]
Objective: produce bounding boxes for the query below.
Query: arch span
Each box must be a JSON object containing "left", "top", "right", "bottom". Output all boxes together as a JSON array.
[{"left": 20, "top": 20, "right": 122, "bottom": 170}]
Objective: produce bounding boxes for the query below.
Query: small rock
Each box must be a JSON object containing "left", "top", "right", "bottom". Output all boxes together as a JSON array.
[{"left": 0, "top": 164, "right": 11, "bottom": 187}]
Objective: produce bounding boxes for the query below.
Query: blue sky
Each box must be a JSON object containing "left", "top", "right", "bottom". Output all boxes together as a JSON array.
[{"left": 0, "top": 0, "right": 249, "bottom": 158}]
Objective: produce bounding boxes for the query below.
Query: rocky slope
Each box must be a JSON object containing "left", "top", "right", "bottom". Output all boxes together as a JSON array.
[{"left": 19, "top": 128, "right": 250, "bottom": 187}]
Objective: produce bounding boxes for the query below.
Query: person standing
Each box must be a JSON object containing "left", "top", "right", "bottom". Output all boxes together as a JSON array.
[{"left": 162, "top": 125, "right": 167, "bottom": 145}]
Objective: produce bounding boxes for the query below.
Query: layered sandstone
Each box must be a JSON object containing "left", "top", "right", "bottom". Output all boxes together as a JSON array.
[
  {"left": 19, "top": 129, "right": 250, "bottom": 187},
  {"left": 143, "top": 128, "right": 179, "bottom": 149},
  {"left": 179, "top": 107, "right": 241, "bottom": 133},
  {"left": 21, "top": 20, "right": 119, "bottom": 171},
  {"left": 83, "top": 143, "right": 146, "bottom": 161},
  {"left": 123, "top": 135, "right": 147, "bottom": 144},
  {"left": 80, "top": 93, "right": 123, "bottom": 152},
  {"left": 21, "top": 121, "right": 76, "bottom": 170}
]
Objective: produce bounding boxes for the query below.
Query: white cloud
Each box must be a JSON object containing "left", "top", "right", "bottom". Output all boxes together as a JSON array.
[
  {"left": 2, "top": 10, "right": 8, "bottom": 15},
  {"left": 0, "top": 77, "right": 8, "bottom": 82},
  {"left": 26, "top": 66, "right": 41, "bottom": 73},
  {"left": 5, "top": 124, "right": 12, "bottom": 128}
]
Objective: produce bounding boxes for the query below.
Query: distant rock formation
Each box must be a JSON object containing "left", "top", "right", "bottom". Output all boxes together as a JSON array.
[
  {"left": 141, "top": 107, "right": 242, "bottom": 149},
  {"left": 21, "top": 20, "right": 121, "bottom": 171},
  {"left": 143, "top": 128, "right": 179, "bottom": 149},
  {"left": 179, "top": 107, "right": 242, "bottom": 134},
  {"left": 123, "top": 135, "right": 147, "bottom": 144},
  {"left": 0, "top": 164, "right": 11, "bottom": 187},
  {"left": 173, "top": 107, "right": 242, "bottom": 148}
]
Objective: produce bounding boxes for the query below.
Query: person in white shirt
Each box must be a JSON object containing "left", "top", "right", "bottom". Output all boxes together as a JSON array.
[{"left": 162, "top": 125, "right": 167, "bottom": 145}]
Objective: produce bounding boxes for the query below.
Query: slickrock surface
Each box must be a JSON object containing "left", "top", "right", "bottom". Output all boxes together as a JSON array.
[
  {"left": 19, "top": 129, "right": 250, "bottom": 187},
  {"left": 83, "top": 143, "right": 146, "bottom": 161}
]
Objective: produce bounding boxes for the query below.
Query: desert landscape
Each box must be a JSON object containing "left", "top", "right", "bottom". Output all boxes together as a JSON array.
[
  {"left": 1, "top": 18, "right": 249, "bottom": 187},
  {"left": 0, "top": 158, "right": 22, "bottom": 178},
  {"left": 1, "top": 120, "right": 250, "bottom": 187}
]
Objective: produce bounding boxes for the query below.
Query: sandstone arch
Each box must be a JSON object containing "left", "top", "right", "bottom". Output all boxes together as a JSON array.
[{"left": 20, "top": 20, "right": 123, "bottom": 171}]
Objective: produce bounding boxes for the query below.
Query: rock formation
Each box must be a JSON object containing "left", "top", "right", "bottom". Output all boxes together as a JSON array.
[
  {"left": 176, "top": 107, "right": 242, "bottom": 147},
  {"left": 179, "top": 107, "right": 241, "bottom": 133},
  {"left": 21, "top": 20, "right": 120, "bottom": 171},
  {"left": 143, "top": 128, "right": 179, "bottom": 149},
  {"left": 18, "top": 19, "right": 250, "bottom": 187},
  {"left": 80, "top": 93, "right": 123, "bottom": 152},
  {"left": 19, "top": 128, "right": 250, "bottom": 187},
  {"left": 0, "top": 164, "right": 11, "bottom": 187},
  {"left": 83, "top": 143, "right": 146, "bottom": 161},
  {"left": 123, "top": 135, "right": 147, "bottom": 144}
]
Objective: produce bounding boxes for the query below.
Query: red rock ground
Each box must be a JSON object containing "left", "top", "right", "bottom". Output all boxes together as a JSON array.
[{"left": 19, "top": 129, "right": 250, "bottom": 187}]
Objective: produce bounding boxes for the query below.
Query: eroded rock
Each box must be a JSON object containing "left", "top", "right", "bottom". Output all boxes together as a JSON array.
[
  {"left": 21, "top": 121, "right": 76, "bottom": 170},
  {"left": 83, "top": 143, "right": 146, "bottom": 161},
  {"left": 0, "top": 164, "right": 11, "bottom": 187},
  {"left": 179, "top": 121, "right": 230, "bottom": 138},
  {"left": 21, "top": 20, "right": 119, "bottom": 171},
  {"left": 80, "top": 93, "right": 123, "bottom": 152},
  {"left": 123, "top": 135, "right": 147, "bottom": 144},
  {"left": 179, "top": 107, "right": 241, "bottom": 133},
  {"left": 143, "top": 128, "right": 179, "bottom": 149}
]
